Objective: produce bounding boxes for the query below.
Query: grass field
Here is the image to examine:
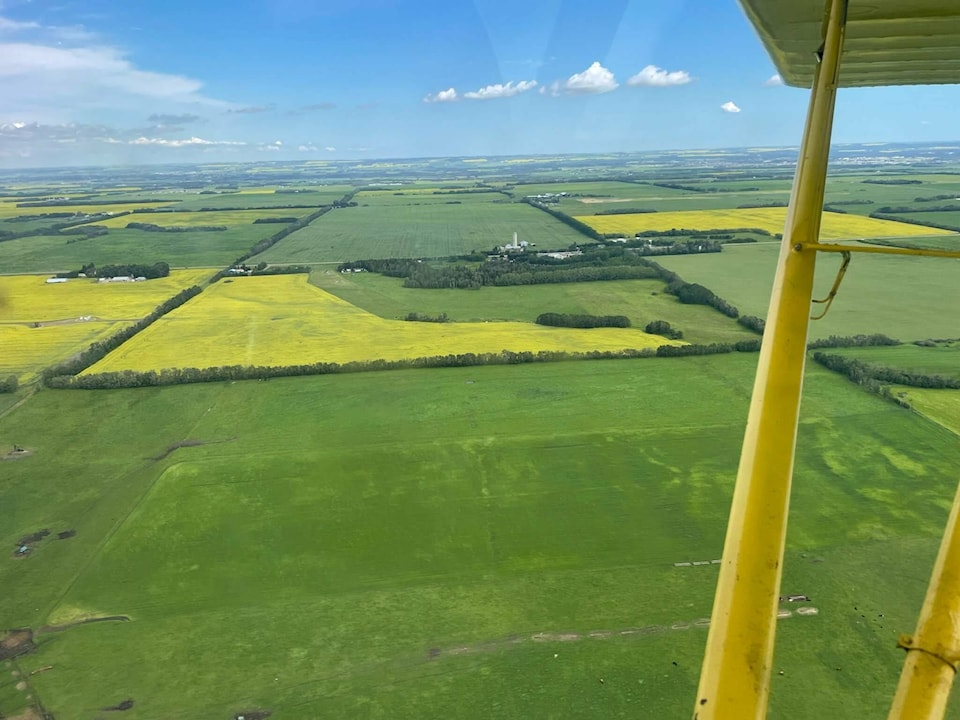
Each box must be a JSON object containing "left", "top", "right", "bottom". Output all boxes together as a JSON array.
[
  {"left": 2, "top": 357, "right": 959, "bottom": 718},
  {"left": 0, "top": 202, "right": 176, "bottom": 219},
  {"left": 902, "top": 388, "right": 960, "bottom": 436},
  {"left": 310, "top": 270, "right": 758, "bottom": 345},
  {"left": 574, "top": 208, "right": 957, "bottom": 240},
  {"left": 0, "top": 271, "right": 212, "bottom": 382},
  {"left": 354, "top": 190, "right": 510, "bottom": 206},
  {"left": 84, "top": 275, "right": 674, "bottom": 374},
  {"left": 0, "top": 225, "right": 272, "bottom": 274},
  {"left": 171, "top": 186, "right": 353, "bottom": 210},
  {"left": 255, "top": 202, "right": 590, "bottom": 263},
  {"left": 91, "top": 208, "right": 308, "bottom": 229},
  {"left": 832, "top": 344, "right": 960, "bottom": 380},
  {"left": 657, "top": 243, "right": 960, "bottom": 341}
]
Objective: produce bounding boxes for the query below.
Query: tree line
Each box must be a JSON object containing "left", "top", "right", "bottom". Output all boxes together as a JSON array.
[
  {"left": 521, "top": 198, "right": 603, "bottom": 240},
  {"left": 57, "top": 261, "right": 171, "bottom": 279},
  {"left": 813, "top": 352, "right": 960, "bottom": 389},
  {"left": 535, "top": 313, "right": 631, "bottom": 328},
  {"left": 46, "top": 341, "right": 762, "bottom": 391},
  {"left": 126, "top": 222, "right": 228, "bottom": 233}
]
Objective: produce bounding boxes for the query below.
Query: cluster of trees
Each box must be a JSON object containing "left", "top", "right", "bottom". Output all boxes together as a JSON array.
[
  {"left": 42, "top": 286, "right": 202, "bottom": 382},
  {"left": 594, "top": 207, "right": 657, "bottom": 216},
  {"left": 251, "top": 264, "right": 312, "bottom": 276},
  {"left": 404, "top": 312, "right": 450, "bottom": 323},
  {"left": 807, "top": 334, "right": 899, "bottom": 349},
  {"left": 644, "top": 320, "right": 683, "bottom": 339},
  {"left": 252, "top": 217, "right": 298, "bottom": 224},
  {"left": 862, "top": 178, "right": 922, "bottom": 185},
  {"left": 813, "top": 352, "right": 960, "bottom": 390},
  {"left": 737, "top": 201, "right": 788, "bottom": 208},
  {"left": 62, "top": 225, "right": 109, "bottom": 242},
  {"left": 635, "top": 227, "right": 773, "bottom": 239},
  {"left": 874, "top": 205, "right": 960, "bottom": 214},
  {"left": 126, "top": 222, "right": 227, "bottom": 233},
  {"left": 536, "top": 313, "right": 631, "bottom": 328},
  {"left": 737, "top": 315, "right": 766, "bottom": 335},
  {"left": 57, "top": 262, "right": 171, "bottom": 279},
  {"left": 656, "top": 340, "right": 760, "bottom": 356},
  {"left": 651, "top": 182, "right": 761, "bottom": 193},
  {"left": 915, "top": 194, "right": 960, "bottom": 203},
  {"left": 0, "top": 375, "right": 17, "bottom": 394},
  {"left": 824, "top": 199, "right": 873, "bottom": 206},
  {"left": 522, "top": 198, "right": 602, "bottom": 240}
]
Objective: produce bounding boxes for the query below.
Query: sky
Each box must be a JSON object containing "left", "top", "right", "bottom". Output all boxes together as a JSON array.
[{"left": 1, "top": 0, "right": 959, "bottom": 167}]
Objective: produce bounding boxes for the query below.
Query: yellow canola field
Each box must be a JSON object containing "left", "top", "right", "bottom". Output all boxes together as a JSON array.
[
  {"left": 93, "top": 208, "right": 306, "bottom": 229},
  {"left": 575, "top": 207, "right": 956, "bottom": 240},
  {"left": 0, "top": 323, "right": 122, "bottom": 383},
  {"left": 0, "top": 270, "right": 211, "bottom": 381},
  {"left": 0, "top": 202, "right": 176, "bottom": 219},
  {"left": 0, "top": 270, "right": 212, "bottom": 323},
  {"left": 85, "top": 275, "right": 676, "bottom": 374}
]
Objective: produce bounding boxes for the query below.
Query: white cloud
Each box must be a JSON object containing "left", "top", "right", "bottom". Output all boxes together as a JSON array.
[
  {"left": 463, "top": 80, "right": 537, "bottom": 100},
  {"left": 626, "top": 65, "right": 691, "bottom": 87},
  {"left": 547, "top": 61, "right": 618, "bottom": 95},
  {"left": 297, "top": 144, "right": 317, "bottom": 151},
  {"left": 0, "top": 16, "right": 40, "bottom": 33},
  {"left": 129, "top": 136, "right": 245, "bottom": 147},
  {"left": 423, "top": 87, "right": 458, "bottom": 103},
  {"left": 764, "top": 73, "right": 784, "bottom": 87},
  {"left": 325, "top": 146, "right": 336, "bottom": 151},
  {"left": 720, "top": 101, "right": 741, "bottom": 113}
]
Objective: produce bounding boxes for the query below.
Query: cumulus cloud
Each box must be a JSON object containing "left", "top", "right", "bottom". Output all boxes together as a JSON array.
[
  {"left": 423, "top": 87, "right": 458, "bottom": 103},
  {"left": 463, "top": 80, "right": 537, "bottom": 100},
  {"left": 721, "top": 101, "right": 741, "bottom": 113},
  {"left": 764, "top": 73, "right": 784, "bottom": 87},
  {"left": 626, "top": 65, "right": 692, "bottom": 87},
  {"left": 148, "top": 113, "right": 202, "bottom": 125},
  {"left": 325, "top": 146, "right": 336, "bottom": 151},
  {"left": 130, "top": 136, "right": 245, "bottom": 147},
  {"left": 544, "top": 61, "right": 618, "bottom": 96}
]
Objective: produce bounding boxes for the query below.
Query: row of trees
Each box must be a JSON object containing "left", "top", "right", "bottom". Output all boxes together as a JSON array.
[
  {"left": 535, "top": 313, "right": 631, "bottom": 328},
  {"left": 47, "top": 341, "right": 763, "bottom": 391},
  {"left": 644, "top": 320, "right": 683, "bottom": 339},
  {"left": 404, "top": 312, "right": 450, "bottom": 323},
  {"left": 42, "top": 286, "right": 202, "bottom": 381},
  {"left": 814, "top": 351, "right": 960, "bottom": 389},
  {"left": 126, "top": 222, "right": 228, "bottom": 233},
  {"left": 807, "top": 334, "right": 899, "bottom": 349},
  {"left": 637, "top": 259, "right": 741, "bottom": 319},
  {"left": 737, "top": 315, "right": 765, "bottom": 335},
  {"left": 522, "top": 198, "right": 603, "bottom": 240}
]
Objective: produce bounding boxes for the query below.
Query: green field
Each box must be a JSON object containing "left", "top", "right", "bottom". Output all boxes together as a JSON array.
[
  {"left": 0, "top": 225, "right": 272, "bottom": 273},
  {"left": 355, "top": 190, "right": 510, "bottom": 206},
  {"left": 255, "top": 202, "right": 590, "bottom": 263},
  {"left": 832, "top": 344, "right": 960, "bottom": 380},
  {"left": 310, "top": 270, "right": 757, "bottom": 345},
  {"left": 3, "top": 356, "right": 960, "bottom": 718},
  {"left": 657, "top": 243, "right": 960, "bottom": 341},
  {"left": 171, "top": 186, "right": 353, "bottom": 210}
]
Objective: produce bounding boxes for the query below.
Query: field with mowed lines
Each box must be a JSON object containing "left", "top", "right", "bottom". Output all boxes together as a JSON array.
[
  {"left": 84, "top": 274, "right": 674, "bottom": 373},
  {"left": 575, "top": 207, "right": 957, "bottom": 240},
  {"left": 0, "top": 270, "right": 210, "bottom": 381}
]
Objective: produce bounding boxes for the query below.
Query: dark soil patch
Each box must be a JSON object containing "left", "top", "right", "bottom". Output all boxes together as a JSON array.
[
  {"left": 1, "top": 446, "right": 33, "bottom": 461},
  {"left": 150, "top": 439, "right": 207, "bottom": 462},
  {"left": 57, "top": 530, "right": 76, "bottom": 540},
  {"left": 40, "top": 615, "right": 130, "bottom": 634},
  {"left": 0, "top": 629, "right": 35, "bottom": 661},
  {"left": 17, "top": 530, "right": 49, "bottom": 545},
  {"left": 103, "top": 699, "right": 134, "bottom": 712},
  {"left": 233, "top": 711, "right": 272, "bottom": 720}
]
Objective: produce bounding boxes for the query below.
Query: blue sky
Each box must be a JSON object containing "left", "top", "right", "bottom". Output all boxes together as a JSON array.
[{"left": 1, "top": 0, "right": 959, "bottom": 166}]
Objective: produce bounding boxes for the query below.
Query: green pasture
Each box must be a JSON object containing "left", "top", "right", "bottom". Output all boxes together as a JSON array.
[
  {"left": 310, "top": 270, "right": 757, "bottom": 345},
  {"left": 832, "top": 343, "right": 960, "bottom": 380},
  {"left": 657, "top": 243, "right": 960, "bottom": 341},
  {"left": 2, "top": 356, "right": 960, "bottom": 718},
  {"left": 0, "top": 225, "right": 271, "bottom": 273},
  {"left": 255, "top": 202, "right": 589, "bottom": 263}
]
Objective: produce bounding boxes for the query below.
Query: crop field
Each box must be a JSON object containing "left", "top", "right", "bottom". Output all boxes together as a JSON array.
[
  {"left": 2, "top": 357, "right": 960, "bottom": 718},
  {"left": 84, "top": 275, "right": 673, "bottom": 374},
  {"left": 311, "top": 270, "right": 758, "bottom": 345},
  {"left": 657, "top": 243, "right": 960, "bottom": 341},
  {"left": 832, "top": 344, "right": 960, "bottom": 380},
  {"left": 91, "top": 208, "right": 308, "bottom": 229},
  {"left": 574, "top": 207, "right": 957, "bottom": 240},
  {"left": 0, "top": 202, "right": 176, "bottom": 219},
  {"left": 0, "top": 271, "right": 211, "bottom": 381},
  {"left": 171, "top": 186, "right": 353, "bottom": 210},
  {"left": 509, "top": 181, "right": 696, "bottom": 201},
  {"left": 255, "top": 202, "right": 589, "bottom": 263},
  {"left": 903, "top": 388, "right": 960, "bottom": 436},
  {"left": 354, "top": 190, "right": 511, "bottom": 206},
  {"left": 0, "top": 225, "right": 273, "bottom": 274},
  {"left": 882, "top": 211, "right": 960, "bottom": 231}
]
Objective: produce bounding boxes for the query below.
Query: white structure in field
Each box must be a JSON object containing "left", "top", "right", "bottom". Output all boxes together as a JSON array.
[{"left": 500, "top": 231, "right": 529, "bottom": 253}]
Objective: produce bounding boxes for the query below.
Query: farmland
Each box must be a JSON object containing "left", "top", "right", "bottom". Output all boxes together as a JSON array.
[
  {"left": 0, "top": 201, "right": 176, "bottom": 219},
  {"left": 311, "top": 270, "right": 758, "bottom": 345},
  {"left": 657, "top": 243, "right": 960, "bottom": 341},
  {"left": 0, "top": 271, "right": 211, "bottom": 381},
  {"left": 574, "top": 207, "right": 956, "bottom": 240},
  {"left": 5, "top": 355, "right": 960, "bottom": 719},
  {"left": 84, "top": 274, "right": 673, "bottom": 374},
  {"left": 255, "top": 201, "right": 589, "bottom": 263},
  {"left": 91, "top": 208, "right": 308, "bottom": 229}
]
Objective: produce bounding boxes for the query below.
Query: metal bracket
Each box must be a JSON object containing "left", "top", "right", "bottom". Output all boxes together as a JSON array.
[{"left": 810, "top": 250, "right": 850, "bottom": 320}]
